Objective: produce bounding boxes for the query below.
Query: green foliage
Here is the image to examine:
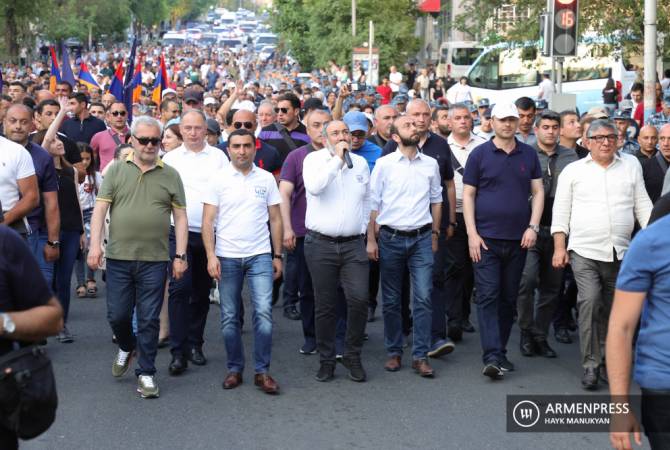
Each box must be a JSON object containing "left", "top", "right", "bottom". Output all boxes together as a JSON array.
[{"left": 270, "top": 0, "right": 420, "bottom": 73}]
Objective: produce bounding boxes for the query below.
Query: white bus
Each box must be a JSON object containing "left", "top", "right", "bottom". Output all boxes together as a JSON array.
[
  {"left": 436, "top": 41, "right": 484, "bottom": 79},
  {"left": 447, "top": 41, "right": 637, "bottom": 113}
]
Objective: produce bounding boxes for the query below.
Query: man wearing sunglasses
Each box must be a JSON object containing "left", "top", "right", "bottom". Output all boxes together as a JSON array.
[
  {"left": 258, "top": 93, "right": 310, "bottom": 165},
  {"left": 552, "top": 119, "right": 653, "bottom": 390},
  {"left": 91, "top": 102, "right": 129, "bottom": 172}
]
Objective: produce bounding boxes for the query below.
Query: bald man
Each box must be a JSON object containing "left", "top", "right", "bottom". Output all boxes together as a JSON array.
[
  {"left": 636, "top": 125, "right": 658, "bottom": 164},
  {"left": 650, "top": 125, "right": 670, "bottom": 200},
  {"left": 34, "top": 90, "right": 55, "bottom": 105}
]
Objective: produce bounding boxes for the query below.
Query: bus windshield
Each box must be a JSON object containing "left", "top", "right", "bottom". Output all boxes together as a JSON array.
[
  {"left": 452, "top": 48, "right": 482, "bottom": 66},
  {"left": 469, "top": 48, "right": 500, "bottom": 89}
]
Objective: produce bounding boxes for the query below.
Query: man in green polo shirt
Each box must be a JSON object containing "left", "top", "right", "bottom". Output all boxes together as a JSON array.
[{"left": 88, "top": 116, "right": 188, "bottom": 399}]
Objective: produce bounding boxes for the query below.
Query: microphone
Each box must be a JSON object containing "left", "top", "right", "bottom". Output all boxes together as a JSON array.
[{"left": 343, "top": 148, "right": 353, "bottom": 169}]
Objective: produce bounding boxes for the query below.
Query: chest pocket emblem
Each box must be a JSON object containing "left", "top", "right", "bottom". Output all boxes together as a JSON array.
[{"left": 254, "top": 186, "right": 267, "bottom": 199}]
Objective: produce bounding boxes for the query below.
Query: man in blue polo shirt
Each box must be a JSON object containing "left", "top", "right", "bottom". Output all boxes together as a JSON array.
[
  {"left": 462, "top": 102, "right": 544, "bottom": 380},
  {"left": 607, "top": 214, "right": 670, "bottom": 450}
]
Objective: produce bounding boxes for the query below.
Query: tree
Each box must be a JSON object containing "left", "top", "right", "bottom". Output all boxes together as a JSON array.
[
  {"left": 454, "top": 0, "right": 670, "bottom": 59},
  {"left": 270, "top": 0, "right": 420, "bottom": 74}
]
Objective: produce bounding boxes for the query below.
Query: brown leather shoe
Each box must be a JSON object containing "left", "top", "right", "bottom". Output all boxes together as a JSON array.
[
  {"left": 222, "top": 372, "right": 243, "bottom": 389},
  {"left": 412, "top": 359, "right": 435, "bottom": 377},
  {"left": 254, "top": 373, "right": 279, "bottom": 394},
  {"left": 384, "top": 355, "right": 402, "bottom": 372}
]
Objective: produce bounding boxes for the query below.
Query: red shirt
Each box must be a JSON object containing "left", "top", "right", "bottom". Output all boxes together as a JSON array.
[
  {"left": 634, "top": 101, "right": 662, "bottom": 125},
  {"left": 376, "top": 85, "right": 392, "bottom": 105}
]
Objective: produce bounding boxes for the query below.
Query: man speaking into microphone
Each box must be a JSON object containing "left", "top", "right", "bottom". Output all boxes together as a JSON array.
[{"left": 303, "top": 120, "right": 371, "bottom": 383}]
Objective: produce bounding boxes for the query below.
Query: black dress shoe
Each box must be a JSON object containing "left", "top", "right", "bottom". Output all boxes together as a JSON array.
[
  {"left": 341, "top": 356, "right": 367, "bottom": 382},
  {"left": 447, "top": 326, "right": 463, "bottom": 343},
  {"left": 554, "top": 328, "right": 573, "bottom": 344},
  {"left": 520, "top": 332, "right": 538, "bottom": 357},
  {"left": 367, "top": 306, "right": 376, "bottom": 323},
  {"left": 189, "top": 347, "right": 207, "bottom": 366},
  {"left": 536, "top": 339, "right": 557, "bottom": 358},
  {"left": 283, "top": 305, "right": 301, "bottom": 321},
  {"left": 168, "top": 354, "right": 188, "bottom": 376},
  {"left": 598, "top": 363, "right": 609, "bottom": 385},
  {"left": 315, "top": 363, "right": 335, "bottom": 382},
  {"left": 582, "top": 367, "right": 599, "bottom": 390},
  {"left": 462, "top": 319, "right": 475, "bottom": 333}
]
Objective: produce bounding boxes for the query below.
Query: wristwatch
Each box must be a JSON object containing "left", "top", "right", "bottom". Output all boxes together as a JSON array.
[
  {"left": 46, "top": 240, "right": 60, "bottom": 248},
  {"left": 174, "top": 254, "right": 187, "bottom": 263},
  {"left": 1, "top": 313, "right": 16, "bottom": 336},
  {"left": 528, "top": 224, "right": 540, "bottom": 233},
  {"left": 431, "top": 229, "right": 440, "bottom": 237},
  {"left": 273, "top": 254, "right": 283, "bottom": 260}
]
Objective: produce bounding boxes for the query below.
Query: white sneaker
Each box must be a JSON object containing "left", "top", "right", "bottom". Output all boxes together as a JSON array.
[
  {"left": 112, "top": 349, "right": 134, "bottom": 377},
  {"left": 137, "top": 375, "right": 160, "bottom": 398}
]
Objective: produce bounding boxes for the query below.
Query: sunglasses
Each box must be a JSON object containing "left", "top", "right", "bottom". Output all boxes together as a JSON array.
[
  {"left": 110, "top": 111, "right": 127, "bottom": 117},
  {"left": 274, "top": 107, "right": 290, "bottom": 114},
  {"left": 234, "top": 121, "right": 254, "bottom": 130},
  {"left": 134, "top": 136, "right": 161, "bottom": 146}
]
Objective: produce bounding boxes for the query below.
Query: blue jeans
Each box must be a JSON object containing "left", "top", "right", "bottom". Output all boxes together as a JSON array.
[
  {"left": 27, "top": 230, "right": 54, "bottom": 287},
  {"left": 219, "top": 253, "right": 274, "bottom": 374},
  {"left": 106, "top": 259, "right": 168, "bottom": 376},
  {"left": 379, "top": 228, "right": 433, "bottom": 359},
  {"left": 472, "top": 238, "right": 527, "bottom": 365},
  {"left": 54, "top": 230, "right": 81, "bottom": 323}
]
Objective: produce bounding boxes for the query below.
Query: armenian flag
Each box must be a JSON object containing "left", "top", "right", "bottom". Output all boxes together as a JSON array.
[
  {"left": 49, "top": 46, "right": 61, "bottom": 93},
  {"left": 78, "top": 60, "right": 101, "bottom": 91},
  {"left": 123, "top": 37, "right": 139, "bottom": 123},
  {"left": 60, "top": 43, "right": 77, "bottom": 88},
  {"left": 151, "top": 54, "right": 168, "bottom": 104},
  {"left": 108, "top": 63, "right": 125, "bottom": 102},
  {"left": 131, "top": 53, "right": 143, "bottom": 104}
]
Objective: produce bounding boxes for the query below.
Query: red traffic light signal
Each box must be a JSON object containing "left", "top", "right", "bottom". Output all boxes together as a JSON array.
[{"left": 552, "top": 0, "right": 578, "bottom": 56}]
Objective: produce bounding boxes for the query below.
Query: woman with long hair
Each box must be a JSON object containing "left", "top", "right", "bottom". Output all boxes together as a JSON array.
[{"left": 602, "top": 77, "right": 618, "bottom": 115}]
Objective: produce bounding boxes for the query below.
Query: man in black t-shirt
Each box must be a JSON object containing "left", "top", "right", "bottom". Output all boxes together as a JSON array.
[{"left": 0, "top": 225, "right": 63, "bottom": 450}]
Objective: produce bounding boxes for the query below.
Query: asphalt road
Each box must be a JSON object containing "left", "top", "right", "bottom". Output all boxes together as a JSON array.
[{"left": 22, "top": 280, "right": 648, "bottom": 450}]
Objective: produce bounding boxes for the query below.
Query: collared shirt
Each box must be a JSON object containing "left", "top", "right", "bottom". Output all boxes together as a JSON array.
[
  {"left": 463, "top": 138, "right": 542, "bottom": 240},
  {"left": 25, "top": 142, "right": 58, "bottom": 233},
  {"left": 60, "top": 115, "right": 107, "bottom": 145},
  {"left": 0, "top": 136, "right": 35, "bottom": 216},
  {"left": 352, "top": 140, "right": 382, "bottom": 173},
  {"left": 218, "top": 138, "right": 281, "bottom": 174},
  {"left": 303, "top": 148, "right": 370, "bottom": 237},
  {"left": 551, "top": 153, "right": 653, "bottom": 262},
  {"left": 515, "top": 130, "right": 537, "bottom": 147},
  {"left": 370, "top": 150, "right": 442, "bottom": 230},
  {"left": 258, "top": 122, "right": 310, "bottom": 165},
  {"left": 532, "top": 143, "right": 579, "bottom": 226},
  {"left": 447, "top": 133, "right": 486, "bottom": 213},
  {"left": 97, "top": 153, "right": 186, "bottom": 261},
  {"left": 473, "top": 127, "right": 494, "bottom": 141},
  {"left": 202, "top": 164, "right": 280, "bottom": 258},
  {"left": 162, "top": 143, "right": 229, "bottom": 232},
  {"left": 91, "top": 128, "right": 128, "bottom": 171}
]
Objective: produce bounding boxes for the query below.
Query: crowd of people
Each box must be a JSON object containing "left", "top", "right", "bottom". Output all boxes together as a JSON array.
[{"left": 1, "top": 42, "right": 670, "bottom": 449}]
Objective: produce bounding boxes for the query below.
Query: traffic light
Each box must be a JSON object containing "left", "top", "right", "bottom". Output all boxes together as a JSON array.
[{"left": 551, "top": 0, "right": 578, "bottom": 57}]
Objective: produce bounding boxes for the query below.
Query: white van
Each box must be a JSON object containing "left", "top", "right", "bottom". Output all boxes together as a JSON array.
[
  {"left": 436, "top": 41, "right": 484, "bottom": 79},
  {"left": 162, "top": 32, "right": 187, "bottom": 47}
]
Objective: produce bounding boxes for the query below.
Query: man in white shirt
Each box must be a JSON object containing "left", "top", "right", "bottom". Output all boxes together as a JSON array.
[
  {"left": 389, "top": 66, "right": 403, "bottom": 94},
  {"left": 162, "top": 110, "right": 230, "bottom": 375},
  {"left": 445, "top": 104, "right": 485, "bottom": 342},
  {"left": 202, "top": 128, "right": 283, "bottom": 395},
  {"left": 302, "top": 120, "right": 371, "bottom": 383},
  {"left": 0, "top": 133, "right": 38, "bottom": 236},
  {"left": 537, "top": 72, "right": 555, "bottom": 100},
  {"left": 551, "top": 119, "right": 653, "bottom": 390},
  {"left": 367, "top": 115, "right": 443, "bottom": 378}
]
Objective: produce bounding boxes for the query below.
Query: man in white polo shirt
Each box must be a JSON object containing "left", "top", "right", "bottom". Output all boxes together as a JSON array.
[
  {"left": 161, "top": 109, "right": 229, "bottom": 375},
  {"left": 202, "top": 128, "right": 283, "bottom": 395},
  {"left": 0, "top": 132, "right": 38, "bottom": 235}
]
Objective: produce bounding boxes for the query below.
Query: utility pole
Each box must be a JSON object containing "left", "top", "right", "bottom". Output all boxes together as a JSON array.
[
  {"left": 352, "top": 0, "right": 356, "bottom": 37},
  {"left": 643, "top": 0, "right": 657, "bottom": 123},
  {"left": 368, "top": 21, "right": 374, "bottom": 83}
]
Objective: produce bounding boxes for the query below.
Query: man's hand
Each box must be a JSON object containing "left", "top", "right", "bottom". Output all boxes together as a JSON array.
[
  {"left": 283, "top": 229, "right": 296, "bottom": 252},
  {"left": 272, "top": 258, "right": 283, "bottom": 280},
  {"left": 79, "top": 234, "right": 87, "bottom": 251},
  {"left": 207, "top": 256, "right": 221, "bottom": 280},
  {"left": 334, "top": 141, "right": 348, "bottom": 162},
  {"left": 552, "top": 247, "right": 569, "bottom": 269},
  {"left": 468, "top": 233, "right": 488, "bottom": 263},
  {"left": 234, "top": 79, "right": 244, "bottom": 96},
  {"left": 43, "top": 244, "right": 60, "bottom": 262},
  {"left": 172, "top": 259, "right": 188, "bottom": 280},
  {"left": 338, "top": 84, "right": 350, "bottom": 99},
  {"left": 432, "top": 233, "right": 439, "bottom": 253},
  {"left": 87, "top": 246, "right": 104, "bottom": 271},
  {"left": 446, "top": 225, "right": 455, "bottom": 239},
  {"left": 609, "top": 412, "right": 642, "bottom": 450},
  {"left": 58, "top": 95, "right": 71, "bottom": 113},
  {"left": 520, "top": 228, "right": 537, "bottom": 249},
  {"left": 367, "top": 239, "right": 379, "bottom": 261}
]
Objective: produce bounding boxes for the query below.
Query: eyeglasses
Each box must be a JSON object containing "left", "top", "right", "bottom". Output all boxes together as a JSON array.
[
  {"left": 234, "top": 121, "right": 254, "bottom": 129},
  {"left": 110, "top": 111, "right": 127, "bottom": 117},
  {"left": 274, "top": 107, "right": 290, "bottom": 114},
  {"left": 134, "top": 136, "right": 161, "bottom": 146},
  {"left": 589, "top": 134, "right": 618, "bottom": 144}
]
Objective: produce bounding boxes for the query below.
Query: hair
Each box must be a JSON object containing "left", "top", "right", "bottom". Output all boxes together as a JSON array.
[
  {"left": 56, "top": 80, "right": 73, "bottom": 92},
  {"left": 446, "top": 103, "right": 470, "bottom": 118},
  {"left": 69, "top": 92, "right": 88, "bottom": 104},
  {"left": 130, "top": 115, "right": 163, "bottom": 137},
  {"left": 180, "top": 109, "right": 206, "bottom": 124},
  {"left": 22, "top": 97, "right": 36, "bottom": 110},
  {"left": 9, "top": 81, "right": 26, "bottom": 91},
  {"left": 6, "top": 103, "right": 33, "bottom": 118},
  {"left": 534, "top": 110, "right": 560, "bottom": 127},
  {"left": 227, "top": 128, "right": 255, "bottom": 144},
  {"left": 257, "top": 100, "right": 275, "bottom": 114},
  {"left": 160, "top": 98, "right": 178, "bottom": 112},
  {"left": 580, "top": 114, "right": 596, "bottom": 128},
  {"left": 586, "top": 119, "right": 617, "bottom": 138},
  {"left": 114, "top": 143, "right": 133, "bottom": 160},
  {"left": 77, "top": 142, "right": 98, "bottom": 194},
  {"left": 89, "top": 101, "right": 106, "bottom": 111},
  {"left": 515, "top": 96, "right": 536, "bottom": 111},
  {"left": 665, "top": 69, "right": 670, "bottom": 78},
  {"left": 35, "top": 99, "right": 59, "bottom": 115},
  {"left": 1, "top": 94, "right": 11, "bottom": 102},
  {"left": 559, "top": 110, "right": 579, "bottom": 127},
  {"left": 164, "top": 123, "right": 183, "bottom": 141},
  {"left": 603, "top": 77, "right": 615, "bottom": 92},
  {"left": 431, "top": 105, "right": 449, "bottom": 121},
  {"left": 277, "top": 92, "right": 301, "bottom": 110}
]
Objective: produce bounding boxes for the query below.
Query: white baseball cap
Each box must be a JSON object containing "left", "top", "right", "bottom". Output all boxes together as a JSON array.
[
  {"left": 161, "top": 88, "right": 176, "bottom": 99},
  {"left": 203, "top": 97, "right": 217, "bottom": 106},
  {"left": 491, "top": 103, "right": 520, "bottom": 119}
]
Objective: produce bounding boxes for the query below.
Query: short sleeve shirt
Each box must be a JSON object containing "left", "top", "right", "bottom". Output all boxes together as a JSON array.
[
  {"left": 615, "top": 214, "right": 670, "bottom": 389},
  {"left": 25, "top": 142, "right": 58, "bottom": 233},
  {"left": 202, "top": 164, "right": 281, "bottom": 258},
  {"left": 279, "top": 145, "right": 311, "bottom": 237},
  {"left": 0, "top": 136, "right": 36, "bottom": 214},
  {"left": 97, "top": 154, "right": 186, "bottom": 261},
  {"left": 463, "top": 139, "right": 542, "bottom": 240},
  {"left": 0, "top": 226, "right": 52, "bottom": 355}
]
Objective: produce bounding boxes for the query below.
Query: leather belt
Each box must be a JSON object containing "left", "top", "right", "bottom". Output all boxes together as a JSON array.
[
  {"left": 380, "top": 224, "right": 431, "bottom": 237},
  {"left": 307, "top": 230, "right": 363, "bottom": 243}
]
